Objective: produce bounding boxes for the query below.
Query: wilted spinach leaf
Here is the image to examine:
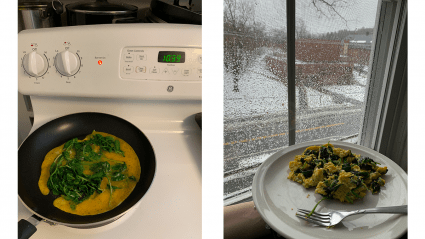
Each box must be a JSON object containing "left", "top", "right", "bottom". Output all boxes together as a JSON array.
[{"left": 46, "top": 132, "right": 133, "bottom": 210}]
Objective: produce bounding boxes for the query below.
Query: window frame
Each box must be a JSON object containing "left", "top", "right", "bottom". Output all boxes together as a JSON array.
[
  {"left": 359, "top": 0, "right": 407, "bottom": 172},
  {"left": 224, "top": 0, "right": 407, "bottom": 205}
]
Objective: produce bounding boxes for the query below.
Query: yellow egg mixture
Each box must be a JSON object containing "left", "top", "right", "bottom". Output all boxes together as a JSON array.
[
  {"left": 288, "top": 143, "right": 387, "bottom": 204},
  {"left": 38, "top": 132, "right": 141, "bottom": 215}
]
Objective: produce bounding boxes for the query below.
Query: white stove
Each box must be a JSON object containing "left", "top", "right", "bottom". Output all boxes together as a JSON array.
[{"left": 18, "top": 24, "right": 201, "bottom": 238}]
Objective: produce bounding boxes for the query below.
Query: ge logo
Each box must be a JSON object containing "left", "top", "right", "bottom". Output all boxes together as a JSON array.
[{"left": 167, "top": 85, "right": 174, "bottom": 92}]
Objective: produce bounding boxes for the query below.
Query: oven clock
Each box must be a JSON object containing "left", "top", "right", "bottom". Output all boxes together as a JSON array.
[{"left": 158, "top": 51, "right": 185, "bottom": 63}]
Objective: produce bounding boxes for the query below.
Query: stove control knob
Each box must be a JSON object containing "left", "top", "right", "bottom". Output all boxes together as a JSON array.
[
  {"left": 55, "top": 50, "right": 80, "bottom": 76},
  {"left": 22, "top": 52, "right": 48, "bottom": 77}
]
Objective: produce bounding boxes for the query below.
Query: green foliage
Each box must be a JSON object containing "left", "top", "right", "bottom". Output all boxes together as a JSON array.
[
  {"left": 301, "top": 169, "right": 313, "bottom": 178},
  {"left": 370, "top": 180, "right": 381, "bottom": 194},
  {"left": 111, "top": 162, "right": 127, "bottom": 172},
  {"left": 341, "top": 162, "right": 351, "bottom": 172},
  {"left": 352, "top": 171, "right": 370, "bottom": 178},
  {"left": 107, "top": 184, "right": 122, "bottom": 190},
  {"left": 323, "top": 180, "right": 341, "bottom": 196},
  {"left": 357, "top": 156, "right": 380, "bottom": 170},
  {"left": 47, "top": 161, "right": 103, "bottom": 204},
  {"left": 47, "top": 132, "right": 137, "bottom": 210},
  {"left": 86, "top": 133, "right": 125, "bottom": 157},
  {"left": 306, "top": 197, "right": 329, "bottom": 217}
]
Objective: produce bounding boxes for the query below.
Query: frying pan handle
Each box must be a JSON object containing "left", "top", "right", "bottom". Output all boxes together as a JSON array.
[{"left": 18, "top": 215, "right": 42, "bottom": 239}]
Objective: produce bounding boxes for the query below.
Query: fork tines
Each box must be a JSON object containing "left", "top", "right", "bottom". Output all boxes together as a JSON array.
[{"left": 296, "top": 209, "right": 331, "bottom": 227}]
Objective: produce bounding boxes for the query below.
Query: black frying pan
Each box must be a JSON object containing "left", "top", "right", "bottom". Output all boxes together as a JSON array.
[{"left": 18, "top": 112, "right": 156, "bottom": 237}]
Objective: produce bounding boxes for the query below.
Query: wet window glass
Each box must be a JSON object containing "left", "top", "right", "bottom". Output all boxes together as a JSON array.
[{"left": 224, "top": 0, "right": 379, "bottom": 204}]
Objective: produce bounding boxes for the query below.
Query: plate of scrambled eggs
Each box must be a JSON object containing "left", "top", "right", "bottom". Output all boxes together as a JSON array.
[{"left": 252, "top": 140, "right": 407, "bottom": 239}]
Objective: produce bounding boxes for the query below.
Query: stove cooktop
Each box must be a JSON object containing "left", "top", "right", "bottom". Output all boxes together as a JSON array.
[{"left": 18, "top": 24, "right": 202, "bottom": 238}]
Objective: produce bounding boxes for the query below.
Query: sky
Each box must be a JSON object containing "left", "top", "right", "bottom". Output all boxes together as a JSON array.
[{"left": 252, "top": 0, "right": 380, "bottom": 34}]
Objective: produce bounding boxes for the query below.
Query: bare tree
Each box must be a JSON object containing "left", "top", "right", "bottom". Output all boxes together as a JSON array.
[
  {"left": 296, "top": 18, "right": 309, "bottom": 39},
  {"left": 224, "top": 0, "right": 257, "bottom": 92},
  {"left": 310, "top": 0, "right": 356, "bottom": 27},
  {"left": 224, "top": 0, "right": 255, "bottom": 33},
  {"left": 224, "top": 0, "right": 356, "bottom": 93}
]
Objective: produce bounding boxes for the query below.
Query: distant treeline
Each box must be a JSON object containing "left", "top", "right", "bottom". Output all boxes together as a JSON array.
[{"left": 315, "top": 27, "right": 374, "bottom": 41}]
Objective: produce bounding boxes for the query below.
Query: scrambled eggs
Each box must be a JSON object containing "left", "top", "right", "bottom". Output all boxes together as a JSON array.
[{"left": 288, "top": 143, "right": 387, "bottom": 203}]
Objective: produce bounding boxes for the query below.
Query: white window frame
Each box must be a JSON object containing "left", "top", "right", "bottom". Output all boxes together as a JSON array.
[
  {"left": 359, "top": 0, "right": 407, "bottom": 170},
  {"left": 224, "top": 0, "right": 407, "bottom": 205}
]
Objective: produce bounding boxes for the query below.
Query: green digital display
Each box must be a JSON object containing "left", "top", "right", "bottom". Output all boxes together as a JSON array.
[{"left": 158, "top": 51, "right": 185, "bottom": 63}]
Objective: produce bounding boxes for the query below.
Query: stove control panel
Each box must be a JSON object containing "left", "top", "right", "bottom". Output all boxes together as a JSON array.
[
  {"left": 18, "top": 24, "right": 201, "bottom": 100},
  {"left": 120, "top": 47, "right": 201, "bottom": 81}
]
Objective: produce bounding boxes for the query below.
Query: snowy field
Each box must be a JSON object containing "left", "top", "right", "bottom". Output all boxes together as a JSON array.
[
  {"left": 353, "top": 69, "right": 368, "bottom": 85},
  {"left": 224, "top": 69, "right": 288, "bottom": 120},
  {"left": 325, "top": 85, "right": 366, "bottom": 102},
  {"left": 224, "top": 53, "right": 368, "bottom": 120}
]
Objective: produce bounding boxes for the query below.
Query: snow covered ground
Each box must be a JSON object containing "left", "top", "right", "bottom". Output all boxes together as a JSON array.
[
  {"left": 353, "top": 69, "right": 368, "bottom": 85},
  {"left": 305, "top": 87, "right": 344, "bottom": 108},
  {"left": 224, "top": 69, "right": 288, "bottom": 120},
  {"left": 224, "top": 53, "right": 368, "bottom": 120},
  {"left": 325, "top": 85, "right": 366, "bottom": 102}
]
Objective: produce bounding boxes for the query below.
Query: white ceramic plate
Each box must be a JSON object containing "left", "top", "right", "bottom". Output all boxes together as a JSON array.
[{"left": 252, "top": 141, "right": 407, "bottom": 239}]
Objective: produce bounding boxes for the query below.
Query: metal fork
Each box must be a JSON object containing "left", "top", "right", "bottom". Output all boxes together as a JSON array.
[{"left": 296, "top": 205, "right": 407, "bottom": 227}]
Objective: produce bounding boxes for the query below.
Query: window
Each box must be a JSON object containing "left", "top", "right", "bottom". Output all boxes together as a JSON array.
[{"left": 223, "top": 0, "right": 406, "bottom": 205}]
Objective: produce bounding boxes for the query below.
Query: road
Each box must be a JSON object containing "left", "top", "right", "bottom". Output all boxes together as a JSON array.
[
  {"left": 223, "top": 105, "right": 363, "bottom": 201},
  {"left": 224, "top": 104, "right": 362, "bottom": 170}
]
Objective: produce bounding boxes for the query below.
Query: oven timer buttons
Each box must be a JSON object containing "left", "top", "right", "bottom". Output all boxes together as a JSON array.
[
  {"left": 22, "top": 52, "right": 49, "bottom": 77},
  {"left": 54, "top": 50, "right": 81, "bottom": 76},
  {"left": 182, "top": 68, "right": 191, "bottom": 76},
  {"left": 136, "top": 66, "right": 146, "bottom": 73}
]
